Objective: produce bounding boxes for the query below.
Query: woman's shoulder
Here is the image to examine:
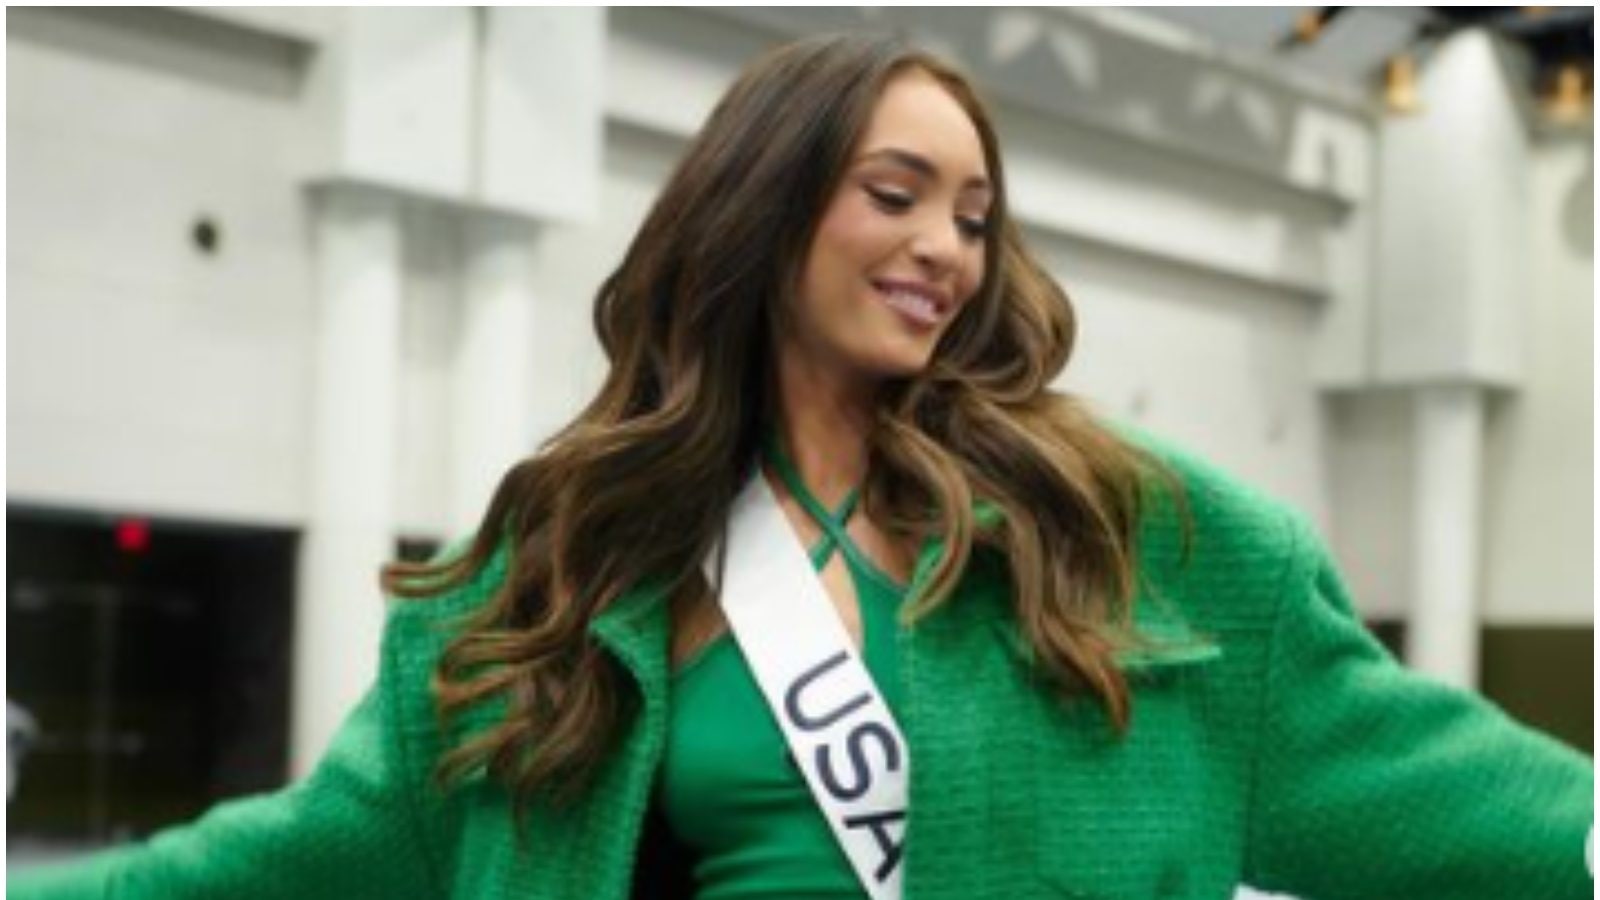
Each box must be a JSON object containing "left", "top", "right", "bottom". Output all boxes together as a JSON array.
[
  {"left": 382, "top": 534, "right": 513, "bottom": 655},
  {"left": 1119, "top": 425, "right": 1315, "bottom": 621}
]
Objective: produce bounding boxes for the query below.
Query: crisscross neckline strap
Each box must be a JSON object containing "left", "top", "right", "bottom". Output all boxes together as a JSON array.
[
  {"left": 763, "top": 431, "right": 912, "bottom": 596},
  {"left": 763, "top": 430, "right": 866, "bottom": 569}
]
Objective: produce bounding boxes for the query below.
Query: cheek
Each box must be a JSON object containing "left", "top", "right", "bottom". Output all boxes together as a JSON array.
[
  {"left": 817, "top": 196, "right": 899, "bottom": 271},
  {"left": 958, "top": 251, "right": 987, "bottom": 304},
  {"left": 797, "top": 217, "right": 873, "bottom": 326}
]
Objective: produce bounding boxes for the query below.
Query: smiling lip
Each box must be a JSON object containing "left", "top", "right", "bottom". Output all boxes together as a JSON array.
[{"left": 872, "top": 278, "right": 951, "bottom": 329}]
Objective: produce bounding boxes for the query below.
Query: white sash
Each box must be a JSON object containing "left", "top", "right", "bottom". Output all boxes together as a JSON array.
[{"left": 701, "top": 468, "right": 909, "bottom": 900}]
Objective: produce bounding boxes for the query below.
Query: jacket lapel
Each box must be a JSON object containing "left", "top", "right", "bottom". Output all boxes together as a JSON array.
[
  {"left": 496, "top": 579, "right": 672, "bottom": 900},
  {"left": 589, "top": 576, "right": 672, "bottom": 713}
]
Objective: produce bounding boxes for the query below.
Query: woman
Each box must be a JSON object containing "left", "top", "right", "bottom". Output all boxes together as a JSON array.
[{"left": 10, "top": 33, "right": 1591, "bottom": 900}]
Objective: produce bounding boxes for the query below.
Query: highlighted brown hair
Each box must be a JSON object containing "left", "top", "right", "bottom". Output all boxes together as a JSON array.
[{"left": 383, "top": 33, "right": 1167, "bottom": 809}]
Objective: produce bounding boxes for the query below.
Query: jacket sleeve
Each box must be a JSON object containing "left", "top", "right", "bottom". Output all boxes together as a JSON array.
[
  {"left": 7, "top": 605, "right": 445, "bottom": 900},
  {"left": 1242, "top": 514, "right": 1593, "bottom": 899}
]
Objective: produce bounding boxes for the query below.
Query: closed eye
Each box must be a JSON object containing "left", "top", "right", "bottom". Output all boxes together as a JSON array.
[
  {"left": 956, "top": 217, "right": 989, "bottom": 240},
  {"left": 864, "top": 185, "right": 913, "bottom": 211},
  {"left": 867, "top": 184, "right": 988, "bottom": 242}
]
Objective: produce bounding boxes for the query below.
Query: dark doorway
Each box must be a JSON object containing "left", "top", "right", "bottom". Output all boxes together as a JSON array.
[{"left": 7, "top": 505, "right": 297, "bottom": 847}]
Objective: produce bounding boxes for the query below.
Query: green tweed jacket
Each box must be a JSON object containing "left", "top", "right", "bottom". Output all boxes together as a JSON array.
[{"left": 9, "top": 445, "right": 1592, "bottom": 899}]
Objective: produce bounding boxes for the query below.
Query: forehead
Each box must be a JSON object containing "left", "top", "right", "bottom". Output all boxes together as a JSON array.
[{"left": 855, "top": 68, "right": 988, "bottom": 181}]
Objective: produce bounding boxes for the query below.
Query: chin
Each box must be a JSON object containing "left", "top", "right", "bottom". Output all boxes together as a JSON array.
[
  {"left": 863, "top": 350, "right": 935, "bottom": 380},
  {"left": 841, "top": 332, "right": 941, "bottom": 382}
]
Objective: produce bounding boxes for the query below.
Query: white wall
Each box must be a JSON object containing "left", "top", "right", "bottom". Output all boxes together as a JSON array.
[
  {"left": 8, "top": 7, "right": 314, "bottom": 527},
  {"left": 394, "top": 204, "right": 460, "bottom": 538},
  {"left": 7, "top": 7, "right": 1589, "bottom": 634},
  {"left": 1323, "top": 86, "right": 1593, "bottom": 628},
  {"left": 1372, "top": 34, "right": 1531, "bottom": 387},
  {"left": 1053, "top": 229, "right": 1328, "bottom": 525},
  {"left": 1324, "top": 390, "right": 1415, "bottom": 619},
  {"left": 523, "top": 123, "right": 675, "bottom": 444},
  {"left": 1480, "top": 138, "right": 1593, "bottom": 625}
]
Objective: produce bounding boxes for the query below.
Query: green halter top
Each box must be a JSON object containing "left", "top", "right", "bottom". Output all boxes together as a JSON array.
[{"left": 659, "top": 437, "right": 909, "bottom": 899}]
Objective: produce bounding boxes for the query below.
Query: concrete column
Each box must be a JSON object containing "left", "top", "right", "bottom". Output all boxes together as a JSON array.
[
  {"left": 1373, "top": 29, "right": 1530, "bottom": 387},
  {"left": 475, "top": 7, "right": 604, "bottom": 221},
  {"left": 292, "top": 186, "right": 403, "bottom": 776},
  {"left": 1366, "top": 29, "right": 1531, "bottom": 690},
  {"left": 1405, "top": 384, "right": 1486, "bottom": 687},
  {"left": 302, "top": 8, "right": 474, "bottom": 198},
  {"left": 449, "top": 216, "right": 539, "bottom": 535}
]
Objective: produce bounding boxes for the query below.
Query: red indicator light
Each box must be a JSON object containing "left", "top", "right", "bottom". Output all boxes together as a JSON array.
[{"left": 115, "top": 519, "right": 150, "bottom": 554}]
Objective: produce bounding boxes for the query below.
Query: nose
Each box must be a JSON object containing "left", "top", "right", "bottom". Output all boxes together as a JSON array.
[{"left": 909, "top": 216, "right": 963, "bottom": 277}]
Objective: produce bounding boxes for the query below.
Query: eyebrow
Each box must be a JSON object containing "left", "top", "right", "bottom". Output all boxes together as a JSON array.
[{"left": 857, "top": 147, "right": 992, "bottom": 195}]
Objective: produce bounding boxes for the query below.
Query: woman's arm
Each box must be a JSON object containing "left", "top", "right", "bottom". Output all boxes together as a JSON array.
[
  {"left": 7, "top": 606, "right": 445, "bottom": 900},
  {"left": 1242, "top": 514, "right": 1592, "bottom": 899}
]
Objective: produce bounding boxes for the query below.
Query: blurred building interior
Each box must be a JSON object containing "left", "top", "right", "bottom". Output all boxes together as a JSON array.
[{"left": 6, "top": 5, "right": 1593, "bottom": 863}]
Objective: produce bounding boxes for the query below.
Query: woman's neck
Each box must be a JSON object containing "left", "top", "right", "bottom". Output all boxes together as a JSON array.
[{"left": 772, "top": 347, "right": 875, "bottom": 507}]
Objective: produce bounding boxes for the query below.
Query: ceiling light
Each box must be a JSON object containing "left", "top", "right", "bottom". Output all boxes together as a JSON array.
[
  {"left": 1542, "top": 62, "right": 1592, "bottom": 124},
  {"left": 1383, "top": 54, "right": 1423, "bottom": 115}
]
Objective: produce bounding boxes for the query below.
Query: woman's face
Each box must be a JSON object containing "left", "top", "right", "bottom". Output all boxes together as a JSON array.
[{"left": 785, "top": 67, "right": 993, "bottom": 387}]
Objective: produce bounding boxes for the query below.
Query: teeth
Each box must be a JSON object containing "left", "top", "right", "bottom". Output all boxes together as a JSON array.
[{"left": 884, "top": 289, "right": 937, "bottom": 322}]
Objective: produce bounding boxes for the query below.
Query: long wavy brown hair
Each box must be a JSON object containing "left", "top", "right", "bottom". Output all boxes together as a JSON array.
[{"left": 383, "top": 33, "right": 1170, "bottom": 809}]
